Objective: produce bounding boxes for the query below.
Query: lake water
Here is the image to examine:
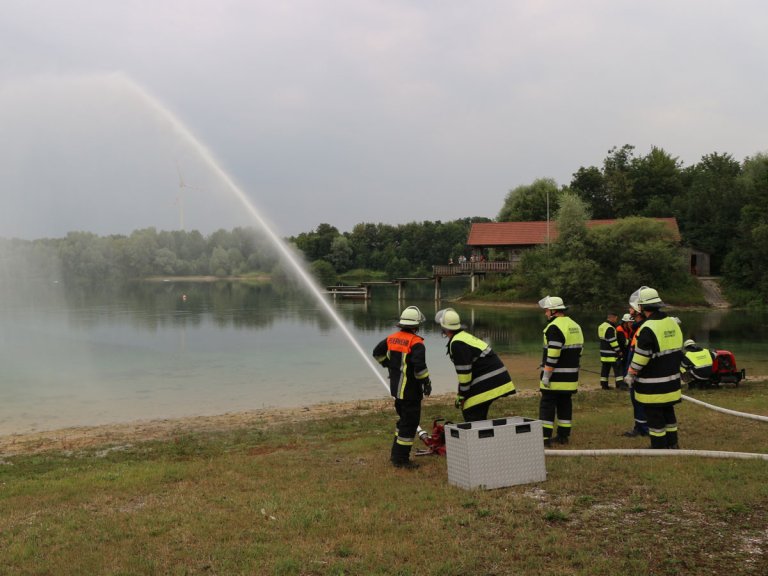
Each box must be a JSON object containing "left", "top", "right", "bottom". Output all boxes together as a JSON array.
[{"left": 1, "top": 279, "right": 764, "bottom": 435}]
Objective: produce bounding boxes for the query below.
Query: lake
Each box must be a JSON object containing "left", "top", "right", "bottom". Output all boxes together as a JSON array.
[{"left": 1, "top": 279, "right": 764, "bottom": 435}]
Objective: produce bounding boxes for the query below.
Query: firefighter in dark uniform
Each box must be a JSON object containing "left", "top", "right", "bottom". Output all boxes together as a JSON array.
[
  {"left": 616, "top": 313, "right": 632, "bottom": 360},
  {"left": 625, "top": 287, "right": 683, "bottom": 449},
  {"left": 622, "top": 290, "right": 651, "bottom": 437},
  {"left": 680, "top": 339, "right": 714, "bottom": 389},
  {"left": 538, "top": 296, "right": 583, "bottom": 446},
  {"left": 373, "top": 306, "right": 431, "bottom": 469},
  {"left": 598, "top": 312, "right": 626, "bottom": 390},
  {"left": 435, "top": 308, "right": 516, "bottom": 422}
]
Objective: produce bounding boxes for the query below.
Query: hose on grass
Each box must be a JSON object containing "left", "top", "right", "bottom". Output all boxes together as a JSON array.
[
  {"left": 545, "top": 448, "right": 768, "bottom": 461},
  {"left": 544, "top": 393, "right": 768, "bottom": 460},
  {"left": 681, "top": 393, "right": 768, "bottom": 423}
]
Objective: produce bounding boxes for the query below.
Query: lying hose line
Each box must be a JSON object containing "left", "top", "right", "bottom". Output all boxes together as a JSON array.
[
  {"left": 545, "top": 448, "right": 768, "bottom": 461},
  {"left": 681, "top": 393, "right": 768, "bottom": 422},
  {"left": 543, "top": 391, "right": 768, "bottom": 461}
]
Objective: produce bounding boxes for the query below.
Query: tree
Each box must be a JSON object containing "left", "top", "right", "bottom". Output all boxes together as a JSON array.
[
  {"left": 630, "top": 146, "right": 683, "bottom": 217},
  {"left": 327, "top": 236, "right": 353, "bottom": 273},
  {"left": 603, "top": 144, "right": 636, "bottom": 217},
  {"left": 723, "top": 153, "right": 768, "bottom": 299},
  {"left": 310, "top": 259, "right": 337, "bottom": 286},
  {"left": 675, "top": 152, "right": 742, "bottom": 273},
  {"left": 570, "top": 166, "right": 613, "bottom": 219},
  {"left": 497, "top": 178, "right": 561, "bottom": 222}
]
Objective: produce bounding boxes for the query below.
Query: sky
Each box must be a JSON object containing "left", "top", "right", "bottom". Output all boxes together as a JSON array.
[{"left": 1, "top": 0, "right": 767, "bottom": 240}]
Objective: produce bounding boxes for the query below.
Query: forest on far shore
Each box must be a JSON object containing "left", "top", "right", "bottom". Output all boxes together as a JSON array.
[{"left": 2, "top": 145, "right": 767, "bottom": 308}]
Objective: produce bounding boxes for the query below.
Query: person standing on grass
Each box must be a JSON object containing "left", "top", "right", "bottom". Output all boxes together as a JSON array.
[
  {"left": 435, "top": 308, "right": 516, "bottom": 422},
  {"left": 597, "top": 312, "right": 626, "bottom": 390},
  {"left": 625, "top": 287, "right": 684, "bottom": 449},
  {"left": 621, "top": 289, "right": 650, "bottom": 438},
  {"left": 373, "top": 306, "right": 431, "bottom": 469},
  {"left": 538, "top": 295, "right": 583, "bottom": 447}
]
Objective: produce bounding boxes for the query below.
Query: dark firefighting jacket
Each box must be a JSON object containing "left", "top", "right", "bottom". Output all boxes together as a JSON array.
[
  {"left": 541, "top": 316, "right": 584, "bottom": 393},
  {"left": 630, "top": 311, "right": 683, "bottom": 406},
  {"left": 446, "top": 330, "right": 516, "bottom": 409},
  {"left": 373, "top": 330, "right": 429, "bottom": 400}
]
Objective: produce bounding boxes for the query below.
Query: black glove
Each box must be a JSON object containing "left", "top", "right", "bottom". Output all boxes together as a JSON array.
[{"left": 422, "top": 378, "right": 432, "bottom": 397}]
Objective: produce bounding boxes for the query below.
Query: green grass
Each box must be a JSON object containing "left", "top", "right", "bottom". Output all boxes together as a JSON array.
[{"left": 1, "top": 385, "right": 767, "bottom": 575}]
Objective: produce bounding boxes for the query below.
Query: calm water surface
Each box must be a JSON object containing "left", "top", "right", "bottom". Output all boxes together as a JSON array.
[{"left": 1, "top": 280, "right": 765, "bottom": 435}]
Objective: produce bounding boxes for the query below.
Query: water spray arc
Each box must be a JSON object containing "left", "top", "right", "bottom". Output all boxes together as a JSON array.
[{"left": 117, "top": 74, "right": 391, "bottom": 394}]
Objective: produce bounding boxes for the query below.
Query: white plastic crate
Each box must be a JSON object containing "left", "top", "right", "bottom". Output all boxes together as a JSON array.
[{"left": 444, "top": 417, "right": 546, "bottom": 489}]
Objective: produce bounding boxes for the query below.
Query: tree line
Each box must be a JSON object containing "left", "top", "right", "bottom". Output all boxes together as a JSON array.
[
  {"left": 500, "top": 145, "right": 761, "bottom": 278},
  {"left": 0, "top": 227, "right": 282, "bottom": 288},
  {"left": 2, "top": 145, "right": 767, "bottom": 306}
]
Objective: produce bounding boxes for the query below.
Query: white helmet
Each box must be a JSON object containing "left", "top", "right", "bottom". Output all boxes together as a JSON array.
[
  {"left": 621, "top": 313, "right": 632, "bottom": 323},
  {"left": 435, "top": 308, "right": 462, "bottom": 331},
  {"left": 628, "top": 285, "right": 648, "bottom": 311},
  {"left": 398, "top": 306, "right": 425, "bottom": 327},
  {"left": 637, "top": 286, "right": 664, "bottom": 307},
  {"left": 538, "top": 295, "right": 566, "bottom": 310},
  {"left": 684, "top": 339, "right": 696, "bottom": 349}
]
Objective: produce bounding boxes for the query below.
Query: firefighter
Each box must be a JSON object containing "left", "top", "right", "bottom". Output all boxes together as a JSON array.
[
  {"left": 680, "top": 339, "right": 714, "bottom": 389},
  {"left": 622, "top": 290, "right": 649, "bottom": 438},
  {"left": 597, "top": 312, "right": 625, "bottom": 390},
  {"left": 538, "top": 295, "right": 583, "bottom": 446},
  {"left": 435, "top": 308, "right": 516, "bottom": 422},
  {"left": 616, "top": 313, "right": 632, "bottom": 360},
  {"left": 373, "top": 306, "right": 432, "bottom": 469},
  {"left": 625, "top": 287, "right": 684, "bottom": 449}
]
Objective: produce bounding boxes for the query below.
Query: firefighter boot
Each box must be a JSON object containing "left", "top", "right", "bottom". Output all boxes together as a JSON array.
[
  {"left": 391, "top": 438, "right": 418, "bottom": 469},
  {"left": 666, "top": 431, "right": 679, "bottom": 449}
]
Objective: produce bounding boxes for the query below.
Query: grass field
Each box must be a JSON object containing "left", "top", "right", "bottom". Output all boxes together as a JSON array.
[{"left": 1, "top": 383, "right": 767, "bottom": 575}]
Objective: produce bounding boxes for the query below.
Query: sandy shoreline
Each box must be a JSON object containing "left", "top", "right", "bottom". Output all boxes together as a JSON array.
[{"left": 0, "top": 389, "right": 547, "bottom": 457}]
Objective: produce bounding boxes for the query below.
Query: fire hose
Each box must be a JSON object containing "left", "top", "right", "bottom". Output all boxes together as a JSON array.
[
  {"left": 681, "top": 393, "right": 768, "bottom": 422},
  {"left": 547, "top": 392, "right": 768, "bottom": 460}
]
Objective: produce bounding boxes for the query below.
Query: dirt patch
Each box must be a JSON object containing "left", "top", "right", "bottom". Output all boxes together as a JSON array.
[
  {"left": 0, "top": 399, "right": 392, "bottom": 457},
  {"left": 0, "top": 388, "right": 551, "bottom": 457}
]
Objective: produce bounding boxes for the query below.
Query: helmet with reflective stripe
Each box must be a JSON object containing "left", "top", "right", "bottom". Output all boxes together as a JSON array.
[
  {"left": 435, "top": 308, "right": 462, "bottom": 331},
  {"left": 398, "top": 306, "right": 425, "bottom": 327},
  {"left": 684, "top": 339, "right": 696, "bottom": 349},
  {"left": 621, "top": 313, "right": 633, "bottom": 323},
  {"left": 538, "top": 295, "right": 567, "bottom": 310},
  {"left": 628, "top": 285, "right": 649, "bottom": 311},
  {"left": 637, "top": 286, "right": 665, "bottom": 308}
]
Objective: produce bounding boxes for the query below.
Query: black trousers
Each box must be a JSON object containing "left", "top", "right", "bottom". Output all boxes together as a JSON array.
[
  {"left": 600, "top": 361, "right": 623, "bottom": 388},
  {"left": 391, "top": 398, "right": 421, "bottom": 463},
  {"left": 539, "top": 390, "right": 573, "bottom": 439},
  {"left": 644, "top": 405, "right": 679, "bottom": 449},
  {"left": 462, "top": 400, "right": 493, "bottom": 422}
]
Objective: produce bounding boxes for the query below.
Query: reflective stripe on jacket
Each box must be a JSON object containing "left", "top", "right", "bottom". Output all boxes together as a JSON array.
[
  {"left": 631, "top": 312, "right": 683, "bottom": 405},
  {"left": 372, "top": 330, "right": 429, "bottom": 399},
  {"left": 681, "top": 348, "right": 714, "bottom": 381},
  {"left": 598, "top": 321, "right": 619, "bottom": 363},
  {"left": 447, "top": 330, "right": 516, "bottom": 409},
  {"left": 541, "top": 316, "right": 584, "bottom": 392}
]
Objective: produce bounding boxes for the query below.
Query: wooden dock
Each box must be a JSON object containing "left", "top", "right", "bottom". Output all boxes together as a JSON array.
[{"left": 325, "top": 262, "right": 516, "bottom": 301}]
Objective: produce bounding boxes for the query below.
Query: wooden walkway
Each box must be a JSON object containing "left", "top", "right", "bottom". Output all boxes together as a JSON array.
[{"left": 325, "top": 262, "right": 517, "bottom": 301}]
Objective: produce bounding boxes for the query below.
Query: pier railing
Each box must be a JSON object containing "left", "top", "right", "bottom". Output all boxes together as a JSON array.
[{"left": 432, "top": 261, "right": 516, "bottom": 276}]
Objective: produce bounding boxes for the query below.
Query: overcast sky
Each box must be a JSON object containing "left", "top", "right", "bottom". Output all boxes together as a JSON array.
[{"left": 1, "top": 1, "right": 766, "bottom": 240}]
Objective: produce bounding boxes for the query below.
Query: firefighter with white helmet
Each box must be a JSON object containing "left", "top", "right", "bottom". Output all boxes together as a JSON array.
[
  {"left": 372, "top": 306, "right": 431, "bottom": 469},
  {"left": 435, "top": 308, "right": 516, "bottom": 421},
  {"left": 621, "top": 287, "right": 650, "bottom": 438},
  {"left": 597, "top": 312, "right": 625, "bottom": 390},
  {"left": 680, "top": 338, "right": 715, "bottom": 389},
  {"left": 537, "top": 295, "right": 584, "bottom": 446},
  {"left": 625, "top": 287, "right": 684, "bottom": 449}
]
